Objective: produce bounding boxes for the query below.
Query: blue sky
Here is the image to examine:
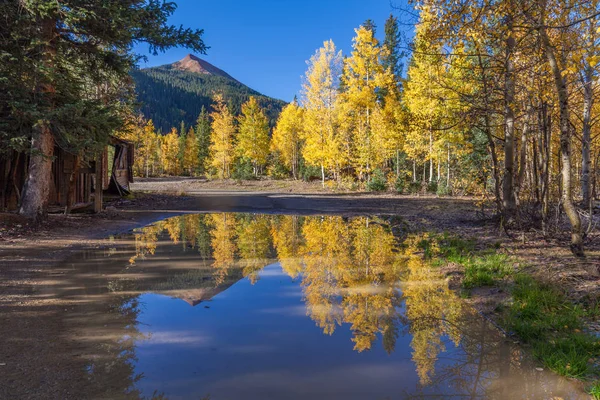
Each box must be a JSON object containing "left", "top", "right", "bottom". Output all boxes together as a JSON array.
[{"left": 134, "top": 0, "right": 413, "bottom": 102}]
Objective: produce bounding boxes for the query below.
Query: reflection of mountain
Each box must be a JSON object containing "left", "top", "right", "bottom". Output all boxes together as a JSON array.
[
  {"left": 151, "top": 269, "right": 242, "bottom": 306},
  {"left": 111, "top": 231, "right": 244, "bottom": 306}
]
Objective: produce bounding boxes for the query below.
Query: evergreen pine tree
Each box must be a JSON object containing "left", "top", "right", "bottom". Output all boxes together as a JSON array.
[
  {"left": 6, "top": 1, "right": 206, "bottom": 220},
  {"left": 383, "top": 14, "right": 404, "bottom": 86},
  {"left": 178, "top": 121, "right": 187, "bottom": 174},
  {"left": 363, "top": 19, "right": 377, "bottom": 35},
  {"left": 195, "top": 106, "right": 212, "bottom": 175},
  {"left": 184, "top": 127, "right": 199, "bottom": 176}
]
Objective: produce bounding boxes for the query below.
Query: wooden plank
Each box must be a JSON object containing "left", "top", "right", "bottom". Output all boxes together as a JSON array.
[
  {"left": 83, "top": 173, "right": 90, "bottom": 203},
  {"left": 94, "top": 154, "right": 103, "bottom": 213}
]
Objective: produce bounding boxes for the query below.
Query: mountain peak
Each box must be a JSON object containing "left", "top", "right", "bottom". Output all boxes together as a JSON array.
[{"left": 172, "top": 54, "right": 237, "bottom": 81}]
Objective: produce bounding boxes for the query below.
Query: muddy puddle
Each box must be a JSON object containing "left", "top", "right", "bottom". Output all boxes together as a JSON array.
[{"left": 0, "top": 213, "right": 588, "bottom": 399}]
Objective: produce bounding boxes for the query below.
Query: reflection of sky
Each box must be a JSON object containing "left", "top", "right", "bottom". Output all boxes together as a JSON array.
[{"left": 133, "top": 263, "right": 425, "bottom": 400}]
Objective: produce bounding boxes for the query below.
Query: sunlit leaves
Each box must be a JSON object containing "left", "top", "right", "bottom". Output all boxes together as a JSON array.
[
  {"left": 301, "top": 40, "right": 343, "bottom": 182},
  {"left": 272, "top": 101, "right": 304, "bottom": 179},
  {"left": 237, "top": 96, "right": 271, "bottom": 174},
  {"left": 208, "top": 94, "right": 236, "bottom": 179}
]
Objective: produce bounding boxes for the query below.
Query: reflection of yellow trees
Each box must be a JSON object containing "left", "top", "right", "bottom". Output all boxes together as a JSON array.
[
  {"left": 130, "top": 215, "right": 213, "bottom": 265},
  {"left": 401, "top": 234, "right": 463, "bottom": 385},
  {"left": 298, "top": 216, "right": 401, "bottom": 352},
  {"left": 181, "top": 214, "right": 205, "bottom": 251},
  {"left": 301, "top": 217, "right": 350, "bottom": 335},
  {"left": 208, "top": 213, "right": 238, "bottom": 285},
  {"left": 129, "top": 222, "right": 163, "bottom": 264},
  {"left": 236, "top": 214, "right": 272, "bottom": 284},
  {"left": 271, "top": 215, "right": 304, "bottom": 278},
  {"left": 129, "top": 214, "right": 472, "bottom": 373},
  {"left": 341, "top": 218, "right": 401, "bottom": 352},
  {"left": 163, "top": 217, "right": 182, "bottom": 244}
]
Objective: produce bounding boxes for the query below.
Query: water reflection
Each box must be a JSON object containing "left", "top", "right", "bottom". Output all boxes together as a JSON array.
[{"left": 40, "top": 214, "right": 587, "bottom": 399}]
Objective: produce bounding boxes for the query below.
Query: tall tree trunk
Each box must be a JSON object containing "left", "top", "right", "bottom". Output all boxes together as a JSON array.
[
  {"left": 540, "top": 26, "right": 584, "bottom": 256},
  {"left": 582, "top": 62, "right": 593, "bottom": 209},
  {"left": 20, "top": 125, "right": 54, "bottom": 221},
  {"left": 293, "top": 143, "right": 298, "bottom": 180},
  {"left": 429, "top": 129, "right": 434, "bottom": 182},
  {"left": 539, "top": 104, "right": 551, "bottom": 234},
  {"left": 447, "top": 143, "right": 451, "bottom": 188},
  {"left": 19, "top": 18, "right": 56, "bottom": 222},
  {"left": 503, "top": 15, "right": 517, "bottom": 217},
  {"left": 321, "top": 164, "right": 325, "bottom": 188},
  {"left": 515, "top": 104, "right": 532, "bottom": 204},
  {"left": 476, "top": 50, "right": 502, "bottom": 213}
]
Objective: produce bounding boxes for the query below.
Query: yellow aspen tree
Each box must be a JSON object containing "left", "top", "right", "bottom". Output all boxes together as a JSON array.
[
  {"left": 300, "top": 216, "right": 350, "bottom": 334},
  {"left": 271, "top": 215, "right": 304, "bottom": 278},
  {"left": 403, "top": 19, "right": 447, "bottom": 183},
  {"left": 208, "top": 213, "right": 238, "bottom": 284},
  {"left": 371, "top": 89, "right": 404, "bottom": 172},
  {"left": 301, "top": 39, "right": 343, "bottom": 187},
  {"left": 533, "top": 0, "right": 584, "bottom": 255},
  {"left": 208, "top": 94, "right": 236, "bottom": 179},
  {"left": 161, "top": 127, "right": 180, "bottom": 175},
  {"left": 183, "top": 127, "right": 199, "bottom": 176},
  {"left": 235, "top": 214, "right": 271, "bottom": 284},
  {"left": 116, "top": 113, "right": 146, "bottom": 177},
  {"left": 137, "top": 119, "right": 159, "bottom": 178},
  {"left": 573, "top": 0, "right": 600, "bottom": 209},
  {"left": 272, "top": 99, "right": 304, "bottom": 179},
  {"left": 339, "top": 26, "right": 396, "bottom": 180},
  {"left": 236, "top": 96, "right": 270, "bottom": 176}
]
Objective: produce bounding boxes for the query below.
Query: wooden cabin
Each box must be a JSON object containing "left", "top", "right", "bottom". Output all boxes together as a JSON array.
[{"left": 0, "top": 137, "right": 134, "bottom": 213}]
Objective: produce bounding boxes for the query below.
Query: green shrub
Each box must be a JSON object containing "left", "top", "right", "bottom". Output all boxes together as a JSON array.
[
  {"left": 436, "top": 180, "right": 450, "bottom": 196},
  {"left": 427, "top": 181, "right": 438, "bottom": 193},
  {"left": 408, "top": 181, "right": 421, "bottom": 194},
  {"left": 300, "top": 164, "right": 322, "bottom": 182},
  {"left": 367, "top": 169, "right": 387, "bottom": 192},
  {"left": 337, "top": 175, "right": 358, "bottom": 191},
  {"left": 394, "top": 176, "right": 405, "bottom": 193},
  {"left": 267, "top": 160, "right": 289, "bottom": 180},
  {"left": 231, "top": 157, "right": 255, "bottom": 180},
  {"left": 267, "top": 152, "right": 290, "bottom": 180}
]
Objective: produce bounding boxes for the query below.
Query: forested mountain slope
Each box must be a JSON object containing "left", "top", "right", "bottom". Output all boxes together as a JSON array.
[{"left": 132, "top": 54, "right": 286, "bottom": 132}]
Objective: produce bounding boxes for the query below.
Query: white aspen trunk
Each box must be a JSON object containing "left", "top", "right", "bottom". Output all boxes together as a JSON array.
[
  {"left": 447, "top": 143, "right": 450, "bottom": 187},
  {"left": 413, "top": 160, "right": 417, "bottom": 182},
  {"left": 582, "top": 61, "right": 593, "bottom": 208},
  {"left": 503, "top": 14, "right": 517, "bottom": 216},
  {"left": 540, "top": 22, "right": 584, "bottom": 256},
  {"left": 429, "top": 130, "right": 434, "bottom": 182}
]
